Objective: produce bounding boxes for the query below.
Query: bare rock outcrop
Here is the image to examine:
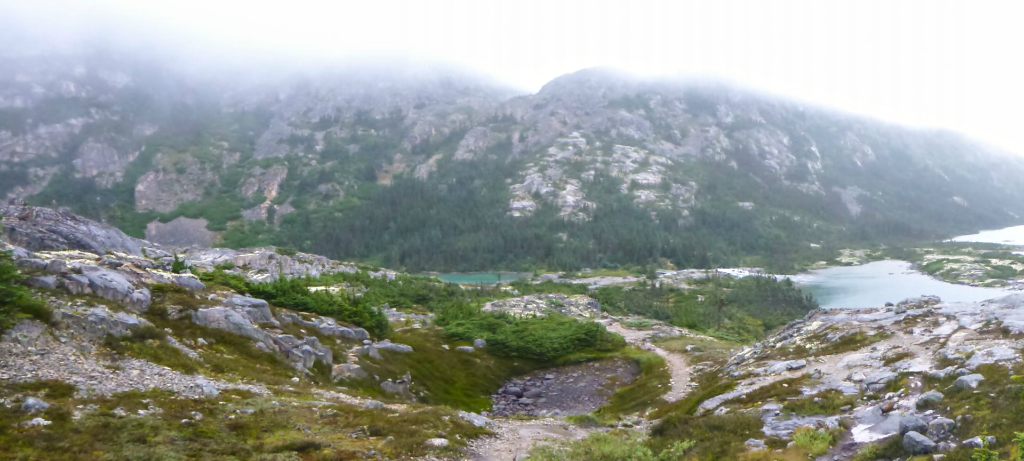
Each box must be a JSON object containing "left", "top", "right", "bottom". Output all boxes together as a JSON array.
[{"left": 1, "top": 205, "right": 146, "bottom": 256}]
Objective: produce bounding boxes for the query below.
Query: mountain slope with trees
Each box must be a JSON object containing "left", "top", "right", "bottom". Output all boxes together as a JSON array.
[{"left": 3, "top": 54, "right": 1024, "bottom": 271}]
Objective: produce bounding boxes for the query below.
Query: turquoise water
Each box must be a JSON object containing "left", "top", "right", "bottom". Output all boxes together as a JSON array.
[
  {"left": 793, "top": 260, "right": 1011, "bottom": 309},
  {"left": 434, "top": 272, "right": 531, "bottom": 285}
]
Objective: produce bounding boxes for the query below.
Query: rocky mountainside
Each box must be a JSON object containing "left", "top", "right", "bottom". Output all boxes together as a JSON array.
[
  {"left": 4, "top": 205, "right": 1024, "bottom": 460},
  {"left": 4, "top": 52, "right": 1024, "bottom": 271}
]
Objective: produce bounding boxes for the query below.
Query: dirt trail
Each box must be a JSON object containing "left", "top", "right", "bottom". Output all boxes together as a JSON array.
[
  {"left": 465, "top": 318, "right": 694, "bottom": 460},
  {"left": 604, "top": 320, "right": 692, "bottom": 402},
  {"left": 466, "top": 418, "right": 594, "bottom": 461}
]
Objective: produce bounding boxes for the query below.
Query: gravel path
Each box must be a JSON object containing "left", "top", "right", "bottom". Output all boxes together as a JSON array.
[
  {"left": 465, "top": 418, "right": 595, "bottom": 461},
  {"left": 465, "top": 317, "right": 696, "bottom": 460},
  {"left": 604, "top": 319, "right": 692, "bottom": 402}
]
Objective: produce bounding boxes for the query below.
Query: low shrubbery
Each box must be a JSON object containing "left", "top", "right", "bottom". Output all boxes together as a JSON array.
[
  {"left": 650, "top": 412, "right": 763, "bottom": 460},
  {"left": 921, "top": 364, "right": 1024, "bottom": 460},
  {"left": 438, "top": 303, "right": 624, "bottom": 361},
  {"left": 528, "top": 431, "right": 695, "bottom": 461},
  {"left": 0, "top": 384, "right": 487, "bottom": 460},
  {"left": 782, "top": 389, "right": 858, "bottom": 416},
  {"left": 792, "top": 427, "right": 834, "bottom": 457},
  {"left": 0, "top": 251, "right": 51, "bottom": 332},
  {"left": 199, "top": 270, "right": 389, "bottom": 336},
  {"left": 345, "top": 329, "right": 537, "bottom": 411},
  {"left": 593, "top": 276, "right": 817, "bottom": 342}
]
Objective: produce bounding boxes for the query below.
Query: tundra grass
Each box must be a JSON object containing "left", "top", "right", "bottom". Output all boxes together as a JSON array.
[
  {"left": 918, "top": 363, "right": 1024, "bottom": 460},
  {"left": 342, "top": 328, "right": 539, "bottom": 412},
  {"left": 650, "top": 412, "right": 763, "bottom": 461},
  {"left": 0, "top": 384, "right": 487, "bottom": 460},
  {"left": 782, "top": 389, "right": 859, "bottom": 415},
  {"left": 655, "top": 335, "right": 739, "bottom": 365}
]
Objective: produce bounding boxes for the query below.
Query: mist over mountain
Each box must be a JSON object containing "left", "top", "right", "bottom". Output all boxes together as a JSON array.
[
  {"left": 3, "top": 51, "right": 1024, "bottom": 271},
  {"left": 8, "top": 4, "right": 1024, "bottom": 460}
]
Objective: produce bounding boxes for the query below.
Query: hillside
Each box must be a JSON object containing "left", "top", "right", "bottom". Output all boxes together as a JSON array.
[
  {"left": 2, "top": 205, "right": 1024, "bottom": 460},
  {"left": 4, "top": 54, "right": 1024, "bottom": 271}
]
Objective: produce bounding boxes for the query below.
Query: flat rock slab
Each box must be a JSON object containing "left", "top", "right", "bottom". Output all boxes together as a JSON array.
[{"left": 490, "top": 358, "right": 639, "bottom": 417}]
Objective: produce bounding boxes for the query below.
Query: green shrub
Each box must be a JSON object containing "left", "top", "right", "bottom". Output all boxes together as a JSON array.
[
  {"left": 650, "top": 413, "right": 762, "bottom": 460},
  {"left": 346, "top": 329, "right": 536, "bottom": 411},
  {"left": 170, "top": 254, "right": 187, "bottom": 274},
  {"left": 440, "top": 309, "right": 624, "bottom": 361},
  {"left": 198, "top": 270, "right": 388, "bottom": 336},
  {"left": 0, "top": 251, "right": 52, "bottom": 332},
  {"left": 528, "top": 431, "right": 694, "bottom": 461},
  {"left": 593, "top": 276, "right": 817, "bottom": 343},
  {"left": 594, "top": 349, "right": 670, "bottom": 418},
  {"left": 972, "top": 447, "right": 999, "bottom": 461},
  {"left": 783, "top": 390, "right": 858, "bottom": 415},
  {"left": 792, "top": 427, "right": 833, "bottom": 457}
]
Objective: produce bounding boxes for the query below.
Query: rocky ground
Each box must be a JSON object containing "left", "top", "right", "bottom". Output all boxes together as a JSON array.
[
  {"left": 704, "top": 294, "right": 1024, "bottom": 458},
  {"left": 0, "top": 319, "right": 266, "bottom": 398},
  {"left": 8, "top": 204, "right": 1024, "bottom": 460},
  {"left": 489, "top": 359, "right": 639, "bottom": 417},
  {"left": 482, "top": 293, "right": 601, "bottom": 318},
  {"left": 465, "top": 418, "right": 595, "bottom": 461}
]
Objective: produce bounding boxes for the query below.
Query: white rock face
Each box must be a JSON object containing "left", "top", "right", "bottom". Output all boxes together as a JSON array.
[
  {"left": 705, "top": 294, "right": 1024, "bottom": 446},
  {"left": 483, "top": 294, "right": 600, "bottom": 319}
]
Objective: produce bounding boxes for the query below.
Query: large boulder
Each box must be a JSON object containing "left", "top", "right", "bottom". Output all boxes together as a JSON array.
[
  {"left": 278, "top": 311, "right": 369, "bottom": 340},
  {"left": 898, "top": 415, "right": 928, "bottom": 435},
  {"left": 192, "top": 307, "right": 273, "bottom": 347},
  {"left": 1, "top": 205, "right": 144, "bottom": 256},
  {"left": 79, "top": 266, "right": 150, "bottom": 311},
  {"left": 25, "top": 275, "right": 58, "bottom": 290},
  {"left": 864, "top": 371, "right": 898, "bottom": 393},
  {"left": 458, "top": 411, "right": 494, "bottom": 428},
  {"left": 762, "top": 415, "right": 840, "bottom": 440},
  {"left": 903, "top": 431, "right": 937, "bottom": 454},
  {"left": 225, "top": 295, "right": 278, "bottom": 326},
  {"left": 192, "top": 307, "right": 333, "bottom": 371},
  {"left": 61, "top": 274, "right": 92, "bottom": 295},
  {"left": 965, "top": 346, "right": 1019, "bottom": 369},
  {"left": 274, "top": 334, "right": 332, "bottom": 369},
  {"left": 916, "top": 390, "right": 944, "bottom": 409},
  {"left": 21, "top": 397, "right": 50, "bottom": 414},
  {"left": 928, "top": 417, "right": 956, "bottom": 440},
  {"left": 332, "top": 363, "right": 368, "bottom": 381},
  {"left": 765, "top": 359, "right": 807, "bottom": 375},
  {"left": 954, "top": 374, "right": 985, "bottom": 390},
  {"left": 62, "top": 306, "right": 152, "bottom": 339}
]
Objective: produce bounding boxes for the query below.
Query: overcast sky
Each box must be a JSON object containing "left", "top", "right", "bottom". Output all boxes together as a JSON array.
[{"left": 4, "top": 0, "right": 1024, "bottom": 153}]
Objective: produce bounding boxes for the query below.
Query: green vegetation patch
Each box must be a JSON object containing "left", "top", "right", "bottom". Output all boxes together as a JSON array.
[
  {"left": 198, "top": 270, "right": 390, "bottom": 336},
  {"left": 344, "top": 328, "right": 538, "bottom": 412},
  {"left": 103, "top": 325, "right": 201, "bottom": 374},
  {"left": 142, "top": 306, "right": 301, "bottom": 386},
  {"left": 594, "top": 349, "right": 671, "bottom": 418},
  {"left": 0, "top": 251, "right": 52, "bottom": 332},
  {"left": 593, "top": 276, "right": 817, "bottom": 343},
  {"left": 528, "top": 430, "right": 695, "bottom": 461},
  {"left": 656, "top": 335, "right": 739, "bottom": 365},
  {"left": 791, "top": 427, "right": 835, "bottom": 457},
  {"left": 0, "top": 385, "right": 487, "bottom": 460},
  {"left": 439, "top": 307, "right": 625, "bottom": 361},
  {"left": 769, "top": 329, "right": 890, "bottom": 360},
  {"left": 650, "top": 412, "right": 763, "bottom": 460},
  {"left": 728, "top": 375, "right": 808, "bottom": 408},
  {"left": 919, "top": 364, "right": 1024, "bottom": 460},
  {"left": 782, "top": 389, "right": 858, "bottom": 416}
]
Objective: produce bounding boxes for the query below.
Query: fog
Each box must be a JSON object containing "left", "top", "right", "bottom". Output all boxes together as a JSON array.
[{"left": 3, "top": 0, "right": 1024, "bottom": 154}]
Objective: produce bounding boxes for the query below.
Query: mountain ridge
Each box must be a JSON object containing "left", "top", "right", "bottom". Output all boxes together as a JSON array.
[{"left": 3, "top": 53, "right": 1023, "bottom": 271}]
